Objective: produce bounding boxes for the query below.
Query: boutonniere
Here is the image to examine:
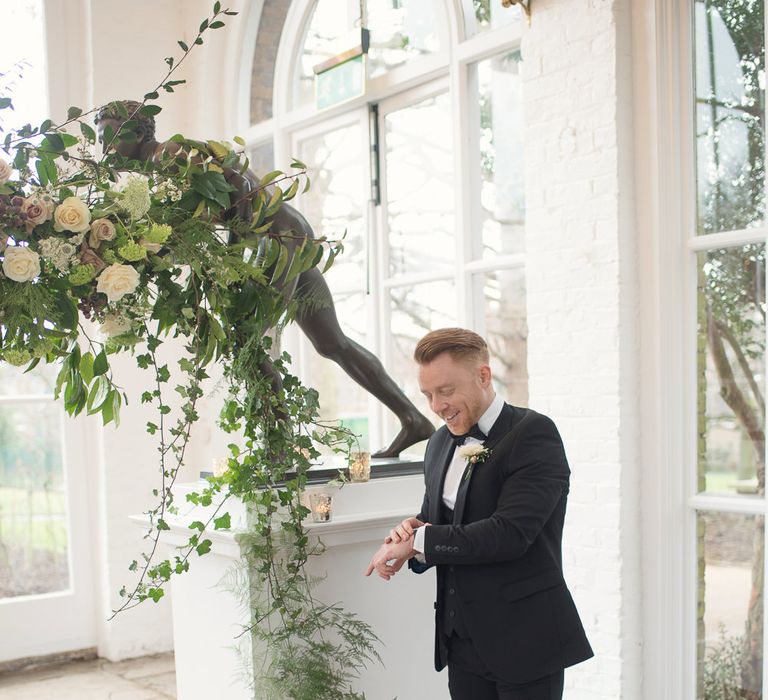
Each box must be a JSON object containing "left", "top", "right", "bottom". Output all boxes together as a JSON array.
[{"left": 457, "top": 443, "right": 492, "bottom": 481}]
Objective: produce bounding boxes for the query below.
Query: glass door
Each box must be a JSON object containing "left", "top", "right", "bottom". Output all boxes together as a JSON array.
[{"left": 0, "top": 365, "right": 96, "bottom": 660}]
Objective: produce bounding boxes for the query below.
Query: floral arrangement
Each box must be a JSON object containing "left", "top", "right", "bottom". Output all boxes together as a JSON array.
[{"left": 0, "top": 4, "right": 377, "bottom": 697}]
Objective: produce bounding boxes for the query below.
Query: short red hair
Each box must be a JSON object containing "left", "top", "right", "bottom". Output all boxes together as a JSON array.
[{"left": 413, "top": 328, "right": 489, "bottom": 366}]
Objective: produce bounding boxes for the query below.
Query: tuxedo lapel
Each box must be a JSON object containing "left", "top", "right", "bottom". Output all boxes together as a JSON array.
[
  {"left": 452, "top": 404, "right": 519, "bottom": 524},
  {"left": 429, "top": 432, "right": 456, "bottom": 525}
]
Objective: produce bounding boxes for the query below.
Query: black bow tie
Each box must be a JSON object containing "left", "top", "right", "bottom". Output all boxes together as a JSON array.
[{"left": 449, "top": 424, "right": 486, "bottom": 445}]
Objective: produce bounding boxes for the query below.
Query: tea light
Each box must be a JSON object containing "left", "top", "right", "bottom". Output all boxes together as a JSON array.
[
  {"left": 349, "top": 451, "right": 371, "bottom": 482},
  {"left": 309, "top": 492, "right": 333, "bottom": 522}
]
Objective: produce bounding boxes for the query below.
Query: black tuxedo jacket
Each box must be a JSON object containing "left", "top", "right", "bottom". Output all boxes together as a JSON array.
[{"left": 409, "top": 404, "right": 593, "bottom": 684}]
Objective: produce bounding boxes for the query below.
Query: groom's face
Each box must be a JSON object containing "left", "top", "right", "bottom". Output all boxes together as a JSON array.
[{"left": 417, "top": 352, "right": 493, "bottom": 436}]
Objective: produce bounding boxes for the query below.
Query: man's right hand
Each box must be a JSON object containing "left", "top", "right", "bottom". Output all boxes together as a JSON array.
[{"left": 385, "top": 517, "right": 424, "bottom": 544}]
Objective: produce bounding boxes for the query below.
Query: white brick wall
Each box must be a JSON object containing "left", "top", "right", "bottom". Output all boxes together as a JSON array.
[{"left": 522, "top": 1, "right": 641, "bottom": 698}]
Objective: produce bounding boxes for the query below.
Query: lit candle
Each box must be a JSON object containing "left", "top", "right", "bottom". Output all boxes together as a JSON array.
[
  {"left": 349, "top": 451, "right": 371, "bottom": 482},
  {"left": 309, "top": 492, "right": 333, "bottom": 522}
]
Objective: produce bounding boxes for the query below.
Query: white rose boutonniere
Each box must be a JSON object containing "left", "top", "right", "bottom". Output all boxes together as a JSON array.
[{"left": 457, "top": 443, "right": 492, "bottom": 481}]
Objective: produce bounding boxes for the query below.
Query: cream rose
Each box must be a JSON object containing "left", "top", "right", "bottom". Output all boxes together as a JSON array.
[
  {"left": 53, "top": 196, "right": 91, "bottom": 233},
  {"left": 100, "top": 312, "right": 132, "bottom": 337},
  {"left": 2, "top": 246, "right": 41, "bottom": 282},
  {"left": 22, "top": 193, "right": 55, "bottom": 228},
  {"left": 89, "top": 218, "right": 116, "bottom": 249},
  {"left": 0, "top": 159, "right": 12, "bottom": 185},
  {"left": 96, "top": 263, "right": 140, "bottom": 302}
]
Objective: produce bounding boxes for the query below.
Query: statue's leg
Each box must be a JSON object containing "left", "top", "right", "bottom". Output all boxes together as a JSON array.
[{"left": 294, "top": 267, "right": 434, "bottom": 458}]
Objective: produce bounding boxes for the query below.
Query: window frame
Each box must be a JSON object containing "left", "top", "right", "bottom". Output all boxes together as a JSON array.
[{"left": 244, "top": 0, "right": 529, "bottom": 458}]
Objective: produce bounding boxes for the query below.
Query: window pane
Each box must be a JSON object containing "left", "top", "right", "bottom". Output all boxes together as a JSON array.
[
  {"left": 697, "top": 245, "right": 765, "bottom": 498},
  {"left": 367, "top": 0, "right": 440, "bottom": 79},
  {"left": 388, "top": 280, "right": 456, "bottom": 427},
  {"left": 0, "top": 0, "right": 48, "bottom": 133},
  {"left": 479, "top": 268, "right": 528, "bottom": 406},
  {"left": 298, "top": 122, "right": 366, "bottom": 291},
  {"left": 296, "top": 0, "right": 356, "bottom": 109},
  {"left": 694, "top": 0, "right": 766, "bottom": 234},
  {"left": 474, "top": 53, "right": 525, "bottom": 260},
  {"left": 385, "top": 92, "right": 454, "bottom": 277},
  {"left": 306, "top": 290, "right": 371, "bottom": 452},
  {"left": 697, "top": 511, "right": 763, "bottom": 698},
  {"left": 0, "top": 362, "right": 55, "bottom": 397},
  {"left": 249, "top": 141, "right": 275, "bottom": 177},
  {"left": 0, "top": 400, "right": 70, "bottom": 598},
  {"left": 465, "top": 0, "right": 523, "bottom": 36},
  {"left": 297, "top": 123, "right": 369, "bottom": 450}
]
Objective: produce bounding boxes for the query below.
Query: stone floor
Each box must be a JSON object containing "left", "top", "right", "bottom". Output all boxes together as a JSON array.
[{"left": 0, "top": 652, "right": 176, "bottom": 700}]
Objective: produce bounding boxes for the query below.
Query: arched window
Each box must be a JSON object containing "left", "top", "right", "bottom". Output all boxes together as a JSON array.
[{"left": 244, "top": 0, "right": 528, "bottom": 456}]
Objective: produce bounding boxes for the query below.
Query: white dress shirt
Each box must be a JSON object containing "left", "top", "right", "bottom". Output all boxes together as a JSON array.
[{"left": 412, "top": 393, "right": 505, "bottom": 555}]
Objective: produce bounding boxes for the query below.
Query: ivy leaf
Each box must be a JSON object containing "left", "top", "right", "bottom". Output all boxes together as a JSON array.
[
  {"left": 196, "top": 539, "right": 212, "bottom": 556},
  {"left": 147, "top": 587, "right": 165, "bottom": 603},
  {"left": 213, "top": 512, "right": 231, "bottom": 530}
]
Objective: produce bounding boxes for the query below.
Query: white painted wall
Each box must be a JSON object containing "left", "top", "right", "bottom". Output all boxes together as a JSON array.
[{"left": 522, "top": 1, "right": 642, "bottom": 697}]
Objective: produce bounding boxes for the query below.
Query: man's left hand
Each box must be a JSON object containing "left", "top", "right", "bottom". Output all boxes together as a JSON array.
[{"left": 364, "top": 536, "right": 415, "bottom": 580}]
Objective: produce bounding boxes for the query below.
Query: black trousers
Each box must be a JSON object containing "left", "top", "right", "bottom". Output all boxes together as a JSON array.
[{"left": 446, "top": 633, "right": 564, "bottom": 700}]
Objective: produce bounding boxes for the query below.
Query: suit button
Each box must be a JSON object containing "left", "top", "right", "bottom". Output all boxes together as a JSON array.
[
  {"left": 448, "top": 588, "right": 455, "bottom": 595},
  {"left": 453, "top": 547, "right": 459, "bottom": 553},
  {"left": 434, "top": 546, "right": 440, "bottom": 552},
  {"left": 449, "top": 566, "right": 455, "bottom": 572},
  {"left": 449, "top": 610, "right": 456, "bottom": 618}
]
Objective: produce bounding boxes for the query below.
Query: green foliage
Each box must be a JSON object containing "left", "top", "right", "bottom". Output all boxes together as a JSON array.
[
  {"left": 0, "top": 2, "right": 376, "bottom": 696},
  {"left": 702, "top": 627, "right": 748, "bottom": 700}
]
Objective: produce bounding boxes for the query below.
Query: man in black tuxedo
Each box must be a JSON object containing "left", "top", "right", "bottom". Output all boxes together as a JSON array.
[{"left": 365, "top": 328, "right": 593, "bottom": 699}]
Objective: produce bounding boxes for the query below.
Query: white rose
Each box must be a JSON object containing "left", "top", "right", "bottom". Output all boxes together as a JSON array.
[
  {"left": 0, "top": 159, "right": 12, "bottom": 185},
  {"left": 457, "top": 443, "right": 486, "bottom": 460},
  {"left": 22, "top": 193, "right": 55, "bottom": 228},
  {"left": 2, "top": 246, "right": 41, "bottom": 282},
  {"left": 100, "top": 312, "right": 132, "bottom": 337},
  {"left": 96, "top": 263, "right": 140, "bottom": 302},
  {"left": 53, "top": 196, "right": 91, "bottom": 233},
  {"left": 89, "top": 218, "right": 116, "bottom": 249}
]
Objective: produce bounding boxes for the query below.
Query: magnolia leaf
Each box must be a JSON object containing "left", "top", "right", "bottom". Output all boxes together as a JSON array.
[
  {"left": 270, "top": 243, "right": 290, "bottom": 283},
  {"left": 86, "top": 377, "right": 110, "bottom": 413},
  {"left": 140, "top": 104, "right": 162, "bottom": 117},
  {"left": 93, "top": 350, "right": 109, "bottom": 376},
  {"left": 285, "top": 239, "right": 308, "bottom": 283},
  {"left": 80, "top": 122, "right": 96, "bottom": 142},
  {"left": 178, "top": 40, "right": 189, "bottom": 52},
  {"left": 0, "top": 97, "right": 11, "bottom": 109},
  {"left": 209, "top": 20, "right": 225, "bottom": 29},
  {"left": 79, "top": 352, "right": 95, "bottom": 385},
  {"left": 259, "top": 170, "right": 281, "bottom": 187}
]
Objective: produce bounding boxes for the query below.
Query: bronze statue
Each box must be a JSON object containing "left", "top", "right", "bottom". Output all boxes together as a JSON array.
[{"left": 95, "top": 101, "right": 434, "bottom": 458}]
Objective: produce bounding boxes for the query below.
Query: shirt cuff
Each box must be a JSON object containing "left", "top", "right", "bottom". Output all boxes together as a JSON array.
[{"left": 413, "top": 526, "right": 426, "bottom": 563}]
